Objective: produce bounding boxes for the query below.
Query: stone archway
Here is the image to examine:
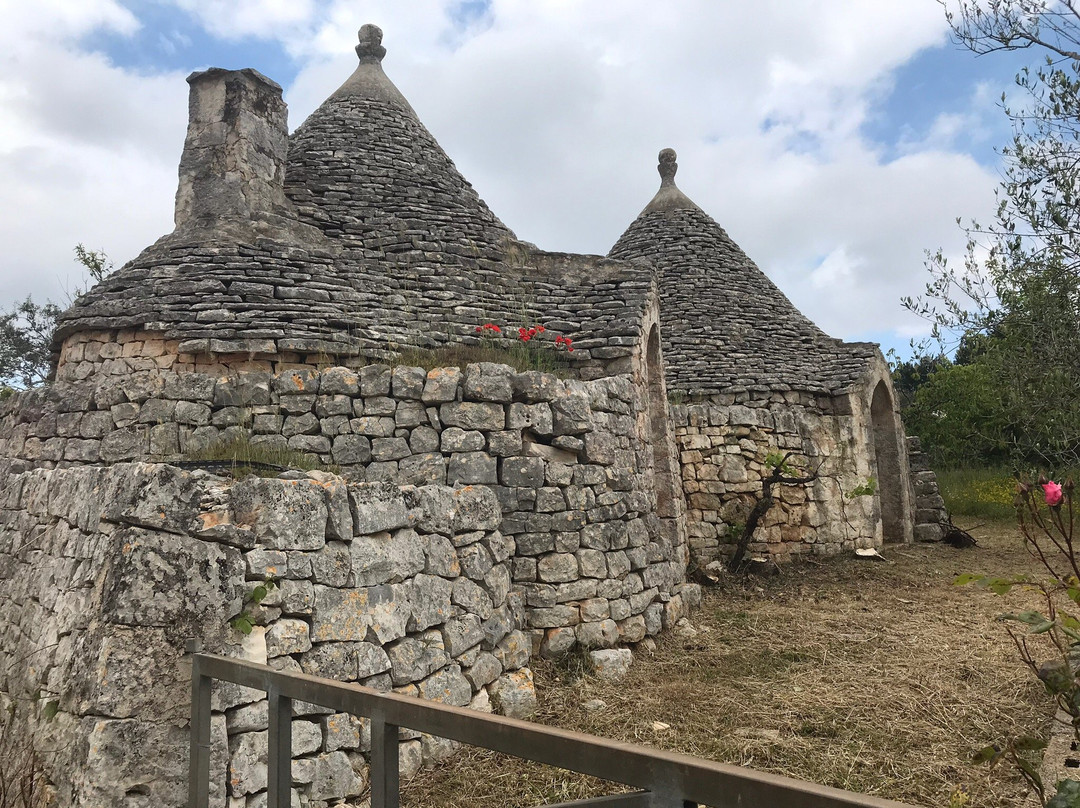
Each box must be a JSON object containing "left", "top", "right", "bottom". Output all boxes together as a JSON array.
[
  {"left": 871, "top": 380, "right": 904, "bottom": 543},
  {"left": 646, "top": 326, "right": 680, "bottom": 520}
]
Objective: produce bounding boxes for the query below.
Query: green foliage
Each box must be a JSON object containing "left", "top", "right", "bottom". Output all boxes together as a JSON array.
[
  {"left": 905, "top": 2, "right": 1080, "bottom": 468},
  {"left": 230, "top": 577, "right": 277, "bottom": 635},
  {"left": 902, "top": 360, "right": 1012, "bottom": 467},
  {"left": 888, "top": 352, "right": 945, "bottom": 409},
  {"left": 0, "top": 298, "right": 62, "bottom": 389},
  {"left": 846, "top": 477, "right": 877, "bottom": 499},
  {"left": 954, "top": 470, "right": 1080, "bottom": 806},
  {"left": 763, "top": 451, "right": 796, "bottom": 475},
  {"left": 1048, "top": 778, "right": 1080, "bottom": 808},
  {"left": 0, "top": 244, "right": 113, "bottom": 390}
]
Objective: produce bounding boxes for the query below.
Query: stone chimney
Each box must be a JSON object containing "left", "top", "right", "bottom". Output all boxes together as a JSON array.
[{"left": 174, "top": 68, "right": 288, "bottom": 229}]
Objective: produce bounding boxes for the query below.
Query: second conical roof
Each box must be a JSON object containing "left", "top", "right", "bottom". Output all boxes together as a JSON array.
[
  {"left": 609, "top": 149, "right": 876, "bottom": 395},
  {"left": 285, "top": 25, "right": 516, "bottom": 262}
]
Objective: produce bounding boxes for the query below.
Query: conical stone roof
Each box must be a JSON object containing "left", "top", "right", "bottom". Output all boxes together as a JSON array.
[
  {"left": 285, "top": 25, "right": 516, "bottom": 262},
  {"left": 609, "top": 149, "right": 877, "bottom": 396}
]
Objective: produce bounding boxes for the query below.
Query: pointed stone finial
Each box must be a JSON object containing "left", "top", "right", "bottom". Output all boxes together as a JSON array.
[
  {"left": 356, "top": 24, "right": 386, "bottom": 63},
  {"left": 658, "top": 148, "right": 678, "bottom": 185}
]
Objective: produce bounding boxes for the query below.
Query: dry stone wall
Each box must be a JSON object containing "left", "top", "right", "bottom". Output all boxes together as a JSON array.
[
  {"left": 0, "top": 461, "right": 534, "bottom": 808},
  {"left": 0, "top": 362, "right": 691, "bottom": 653},
  {"left": 672, "top": 392, "right": 881, "bottom": 564},
  {"left": 907, "top": 436, "right": 949, "bottom": 542}
]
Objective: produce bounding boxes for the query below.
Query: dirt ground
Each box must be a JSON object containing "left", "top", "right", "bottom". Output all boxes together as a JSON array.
[{"left": 401, "top": 520, "right": 1053, "bottom": 808}]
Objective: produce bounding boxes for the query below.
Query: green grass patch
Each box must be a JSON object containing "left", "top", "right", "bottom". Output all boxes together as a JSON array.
[
  {"left": 937, "top": 465, "right": 1080, "bottom": 520},
  {"left": 936, "top": 467, "right": 1017, "bottom": 520},
  {"left": 394, "top": 342, "right": 571, "bottom": 375},
  {"left": 182, "top": 436, "right": 337, "bottom": 477}
]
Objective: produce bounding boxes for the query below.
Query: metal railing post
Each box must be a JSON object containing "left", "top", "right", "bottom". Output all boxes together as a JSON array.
[
  {"left": 370, "top": 712, "right": 400, "bottom": 808},
  {"left": 267, "top": 684, "right": 293, "bottom": 808},
  {"left": 187, "top": 650, "right": 212, "bottom": 808}
]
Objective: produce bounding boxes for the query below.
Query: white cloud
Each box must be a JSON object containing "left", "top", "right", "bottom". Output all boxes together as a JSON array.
[{"left": 0, "top": 0, "right": 1010, "bottom": 357}]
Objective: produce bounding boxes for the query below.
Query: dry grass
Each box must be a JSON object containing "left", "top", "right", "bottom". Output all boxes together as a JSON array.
[{"left": 402, "top": 520, "right": 1054, "bottom": 808}]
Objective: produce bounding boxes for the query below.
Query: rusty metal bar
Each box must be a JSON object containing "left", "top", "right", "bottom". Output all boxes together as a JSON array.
[
  {"left": 267, "top": 685, "right": 292, "bottom": 808},
  {"left": 192, "top": 653, "right": 913, "bottom": 808},
  {"left": 187, "top": 651, "right": 212, "bottom": 808},
  {"left": 540, "top": 791, "right": 653, "bottom": 807},
  {"left": 370, "top": 712, "right": 400, "bottom": 808}
]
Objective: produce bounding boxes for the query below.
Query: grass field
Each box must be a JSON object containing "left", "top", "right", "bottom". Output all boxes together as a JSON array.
[
  {"left": 936, "top": 468, "right": 1019, "bottom": 521},
  {"left": 400, "top": 519, "right": 1051, "bottom": 808}
]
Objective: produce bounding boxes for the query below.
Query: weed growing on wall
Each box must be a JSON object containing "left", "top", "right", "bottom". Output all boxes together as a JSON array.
[{"left": 181, "top": 436, "right": 337, "bottom": 477}]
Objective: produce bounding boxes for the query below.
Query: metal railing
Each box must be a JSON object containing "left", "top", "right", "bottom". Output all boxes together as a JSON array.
[{"left": 189, "top": 652, "right": 915, "bottom": 808}]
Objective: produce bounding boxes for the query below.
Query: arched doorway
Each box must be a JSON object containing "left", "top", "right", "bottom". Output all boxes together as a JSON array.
[
  {"left": 871, "top": 381, "right": 904, "bottom": 543},
  {"left": 646, "top": 327, "right": 680, "bottom": 520}
]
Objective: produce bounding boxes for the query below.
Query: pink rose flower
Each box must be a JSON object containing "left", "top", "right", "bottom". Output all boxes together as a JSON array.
[{"left": 1044, "top": 481, "right": 1064, "bottom": 507}]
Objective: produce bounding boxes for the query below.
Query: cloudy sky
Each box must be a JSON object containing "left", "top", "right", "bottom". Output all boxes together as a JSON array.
[{"left": 1, "top": 0, "right": 1033, "bottom": 358}]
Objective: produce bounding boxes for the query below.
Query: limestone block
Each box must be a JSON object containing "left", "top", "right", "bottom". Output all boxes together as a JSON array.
[
  {"left": 487, "top": 429, "right": 523, "bottom": 456},
  {"left": 551, "top": 390, "right": 591, "bottom": 436},
  {"left": 528, "top": 605, "right": 580, "bottom": 629},
  {"left": 349, "top": 483, "right": 409, "bottom": 534},
  {"left": 359, "top": 365, "right": 391, "bottom": 397},
  {"left": 576, "top": 619, "right": 619, "bottom": 649},
  {"left": 422, "top": 367, "right": 462, "bottom": 404},
  {"left": 447, "top": 451, "right": 497, "bottom": 485},
  {"left": 464, "top": 652, "right": 502, "bottom": 689},
  {"left": 440, "top": 401, "right": 505, "bottom": 431},
  {"left": 364, "top": 396, "right": 397, "bottom": 416},
  {"left": 493, "top": 629, "right": 530, "bottom": 671},
  {"left": 323, "top": 713, "right": 363, "bottom": 752},
  {"left": 228, "top": 478, "right": 329, "bottom": 551},
  {"left": 398, "top": 452, "right": 447, "bottom": 485},
  {"left": 441, "top": 426, "right": 485, "bottom": 452},
  {"left": 507, "top": 402, "right": 553, "bottom": 435},
  {"left": 310, "top": 585, "right": 400, "bottom": 642},
  {"left": 512, "top": 370, "right": 561, "bottom": 401},
  {"left": 408, "top": 573, "right": 454, "bottom": 631},
  {"left": 100, "top": 526, "right": 243, "bottom": 630},
  {"left": 265, "top": 618, "right": 311, "bottom": 658},
  {"left": 580, "top": 598, "right": 610, "bottom": 622},
  {"left": 371, "top": 436, "right": 410, "bottom": 461},
  {"left": 589, "top": 648, "right": 633, "bottom": 682},
  {"left": 417, "top": 664, "right": 473, "bottom": 706},
  {"left": 350, "top": 528, "right": 424, "bottom": 586},
  {"left": 481, "top": 606, "right": 513, "bottom": 650},
  {"left": 332, "top": 434, "right": 371, "bottom": 465},
  {"left": 392, "top": 366, "right": 427, "bottom": 399},
  {"left": 463, "top": 363, "right": 514, "bottom": 403},
  {"left": 81, "top": 716, "right": 226, "bottom": 808},
  {"left": 409, "top": 425, "right": 440, "bottom": 453},
  {"left": 421, "top": 533, "right": 460, "bottom": 577},
  {"left": 387, "top": 636, "right": 450, "bottom": 686},
  {"left": 489, "top": 669, "right": 537, "bottom": 718},
  {"left": 100, "top": 425, "right": 149, "bottom": 462},
  {"left": 451, "top": 578, "right": 493, "bottom": 620},
  {"left": 442, "top": 614, "right": 484, "bottom": 657},
  {"left": 308, "top": 751, "right": 364, "bottom": 801},
  {"left": 540, "top": 627, "right": 577, "bottom": 659},
  {"left": 500, "top": 456, "right": 545, "bottom": 487},
  {"left": 311, "top": 541, "right": 351, "bottom": 587},
  {"left": 537, "top": 553, "right": 578, "bottom": 583},
  {"left": 350, "top": 416, "right": 395, "bottom": 437}
]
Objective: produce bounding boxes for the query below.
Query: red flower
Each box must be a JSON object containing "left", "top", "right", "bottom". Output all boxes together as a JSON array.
[
  {"left": 477, "top": 323, "right": 501, "bottom": 335},
  {"left": 518, "top": 327, "right": 532, "bottom": 342},
  {"left": 537, "top": 325, "right": 546, "bottom": 333}
]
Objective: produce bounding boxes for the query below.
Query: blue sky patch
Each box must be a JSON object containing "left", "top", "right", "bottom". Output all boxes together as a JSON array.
[
  {"left": 85, "top": 3, "right": 299, "bottom": 84},
  {"left": 862, "top": 40, "right": 1031, "bottom": 166}
]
